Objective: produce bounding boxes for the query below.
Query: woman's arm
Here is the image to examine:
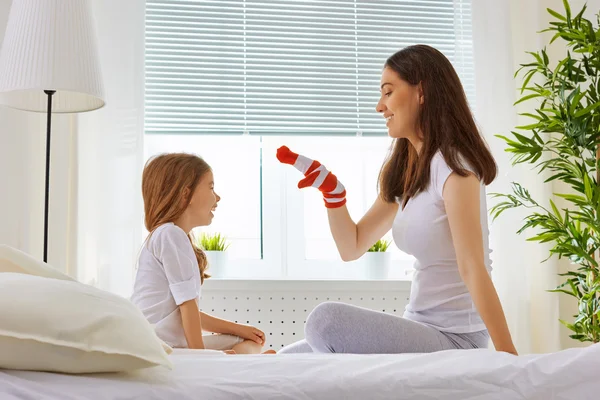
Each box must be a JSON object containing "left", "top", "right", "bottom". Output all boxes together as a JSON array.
[
  {"left": 179, "top": 299, "right": 205, "bottom": 349},
  {"left": 276, "top": 145, "right": 398, "bottom": 262},
  {"left": 444, "top": 173, "right": 517, "bottom": 355},
  {"left": 327, "top": 196, "right": 399, "bottom": 261}
]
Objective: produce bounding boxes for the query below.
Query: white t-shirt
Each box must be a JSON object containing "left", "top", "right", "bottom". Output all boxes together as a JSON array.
[
  {"left": 131, "top": 223, "right": 201, "bottom": 348},
  {"left": 393, "top": 152, "right": 493, "bottom": 333}
]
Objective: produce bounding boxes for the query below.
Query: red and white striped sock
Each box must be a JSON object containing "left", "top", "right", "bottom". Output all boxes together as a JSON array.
[{"left": 276, "top": 146, "right": 346, "bottom": 208}]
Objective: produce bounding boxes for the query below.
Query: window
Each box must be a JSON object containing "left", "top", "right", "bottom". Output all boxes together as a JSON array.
[{"left": 144, "top": 0, "right": 474, "bottom": 279}]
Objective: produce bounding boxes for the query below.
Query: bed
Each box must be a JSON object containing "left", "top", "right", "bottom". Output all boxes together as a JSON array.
[{"left": 1, "top": 344, "right": 598, "bottom": 400}]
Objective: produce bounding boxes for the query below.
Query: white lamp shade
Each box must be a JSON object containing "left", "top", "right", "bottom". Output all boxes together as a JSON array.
[{"left": 0, "top": 0, "right": 105, "bottom": 113}]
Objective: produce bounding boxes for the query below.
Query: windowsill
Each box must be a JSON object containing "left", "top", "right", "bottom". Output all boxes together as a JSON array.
[
  {"left": 202, "top": 277, "right": 412, "bottom": 292},
  {"left": 204, "top": 258, "right": 416, "bottom": 282},
  {"left": 207, "top": 276, "right": 413, "bottom": 281}
]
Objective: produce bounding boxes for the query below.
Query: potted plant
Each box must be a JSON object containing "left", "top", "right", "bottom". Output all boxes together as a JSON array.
[
  {"left": 362, "top": 239, "right": 392, "bottom": 279},
  {"left": 492, "top": 1, "right": 600, "bottom": 343},
  {"left": 197, "top": 232, "right": 230, "bottom": 278}
]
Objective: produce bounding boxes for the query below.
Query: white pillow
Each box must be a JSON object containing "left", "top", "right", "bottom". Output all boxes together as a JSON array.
[
  {"left": 0, "top": 273, "right": 172, "bottom": 373},
  {"left": 0, "top": 244, "right": 74, "bottom": 281}
]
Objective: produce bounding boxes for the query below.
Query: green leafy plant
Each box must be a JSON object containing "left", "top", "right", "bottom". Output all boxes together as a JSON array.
[
  {"left": 368, "top": 239, "right": 391, "bottom": 252},
  {"left": 197, "top": 232, "right": 230, "bottom": 252},
  {"left": 491, "top": 1, "right": 600, "bottom": 343}
]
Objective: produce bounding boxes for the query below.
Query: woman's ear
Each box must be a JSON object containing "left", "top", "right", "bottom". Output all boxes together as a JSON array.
[{"left": 417, "top": 82, "right": 424, "bottom": 105}]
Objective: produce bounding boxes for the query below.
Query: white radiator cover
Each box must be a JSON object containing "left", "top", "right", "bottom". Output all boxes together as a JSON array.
[{"left": 200, "top": 279, "right": 412, "bottom": 350}]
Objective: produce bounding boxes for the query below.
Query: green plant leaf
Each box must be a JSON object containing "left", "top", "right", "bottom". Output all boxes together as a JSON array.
[
  {"left": 547, "top": 8, "right": 567, "bottom": 21},
  {"left": 496, "top": 0, "right": 600, "bottom": 344},
  {"left": 550, "top": 32, "right": 563, "bottom": 44},
  {"left": 197, "top": 232, "right": 230, "bottom": 251},
  {"left": 368, "top": 239, "right": 391, "bottom": 252},
  {"left": 516, "top": 122, "right": 543, "bottom": 130},
  {"left": 514, "top": 93, "right": 542, "bottom": 106},
  {"left": 585, "top": 19, "right": 595, "bottom": 42},
  {"left": 549, "top": 199, "right": 563, "bottom": 223},
  {"left": 574, "top": 101, "right": 600, "bottom": 118},
  {"left": 568, "top": 88, "right": 584, "bottom": 115},
  {"left": 563, "top": 0, "right": 571, "bottom": 25},
  {"left": 520, "top": 69, "right": 538, "bottom": 94}
]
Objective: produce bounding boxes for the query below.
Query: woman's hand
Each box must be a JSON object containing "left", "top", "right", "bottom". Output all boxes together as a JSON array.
[
  {"left": 276, "top": 146, "right": 346, "bottom": 208},
  {"left": 232, "top": 324, "right": 266, "bottom": 345},
  {"left": 505, "top": 348, "right": 518, "bottom": 356}
]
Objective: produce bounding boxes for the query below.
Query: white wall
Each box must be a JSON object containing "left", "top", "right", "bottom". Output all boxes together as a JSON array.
[
  {"left": 0, "top": 0, "right": 144, "bottom": 291},
  {"left": 0, "top": 0, "right": 84, "bottom": 275},
  {"left": 0, "top": 0, "right": 36, "bottom": 253}
]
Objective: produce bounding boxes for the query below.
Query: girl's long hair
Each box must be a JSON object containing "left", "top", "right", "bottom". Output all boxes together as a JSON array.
[{"left": 142, "top": 153, "right": 211, "bottom": 283}]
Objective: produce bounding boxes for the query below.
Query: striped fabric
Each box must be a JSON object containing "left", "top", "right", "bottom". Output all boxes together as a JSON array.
[{"left": 277, "top": 145, "right": 346, "bottom": 208}]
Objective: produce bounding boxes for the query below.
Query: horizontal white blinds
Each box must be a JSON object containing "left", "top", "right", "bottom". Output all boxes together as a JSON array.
[{"left": 145, "top": 0, "right": 473, "bottom": 136}]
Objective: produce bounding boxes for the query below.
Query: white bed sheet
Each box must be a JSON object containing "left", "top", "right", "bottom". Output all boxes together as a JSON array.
[{"left": 1, "top": 344, "right": 599, "bottom": 400}]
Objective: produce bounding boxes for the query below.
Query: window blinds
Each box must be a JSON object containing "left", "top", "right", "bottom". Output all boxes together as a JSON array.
[{"left": 145, "top": 0, "right": 473, "bottom": 136}]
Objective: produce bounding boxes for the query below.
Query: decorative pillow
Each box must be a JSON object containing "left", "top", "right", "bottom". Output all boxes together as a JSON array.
[
  {"left": 0, "top": 273, "right": 172, "bottom": 373},
  {"left": 0, "top": 244, "right": 74, "bottom": 281}
]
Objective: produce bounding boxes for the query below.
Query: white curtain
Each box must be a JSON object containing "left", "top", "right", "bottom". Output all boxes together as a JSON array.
[
  {"left": 472, "top": 0, "right": 600, "bottom": 353},
  {"left": 76, "top": 0, "right": 145, "bottom": 298}
]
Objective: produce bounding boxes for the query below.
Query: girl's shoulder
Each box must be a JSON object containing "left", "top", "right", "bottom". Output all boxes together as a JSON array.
[{"left": 147, "top": 223, "right": 189, "bottom": 248}]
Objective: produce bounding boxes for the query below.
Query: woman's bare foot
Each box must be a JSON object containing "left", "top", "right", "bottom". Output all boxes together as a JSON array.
[{"left": 262, "top": 349, "right": 276, "bottom": 354}]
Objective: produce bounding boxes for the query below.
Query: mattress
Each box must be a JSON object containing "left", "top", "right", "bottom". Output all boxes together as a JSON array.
[{"left": 1, "top": 344, "right": 598, "bottom": 400}]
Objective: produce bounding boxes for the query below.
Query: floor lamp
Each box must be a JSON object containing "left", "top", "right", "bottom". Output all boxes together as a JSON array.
[{"left": 0, "top": 0, "right": 105, "bottom": 263}]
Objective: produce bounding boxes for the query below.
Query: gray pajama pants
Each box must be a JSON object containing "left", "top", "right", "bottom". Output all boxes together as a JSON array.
[{"left": 279, "top": 302, "right": 489, "bottom": 354}]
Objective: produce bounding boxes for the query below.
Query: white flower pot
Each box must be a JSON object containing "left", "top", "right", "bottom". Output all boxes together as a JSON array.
[
  {"left": 205, "top": 251, "right": 229, "bottom": 279},
  {"left": 362, "top": 251, "right": 391, "bottom": 280}
]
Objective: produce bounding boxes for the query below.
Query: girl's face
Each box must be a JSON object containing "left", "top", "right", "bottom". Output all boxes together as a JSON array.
[
  {"left": 375, "top": 67, "right": 423, "bottom": 141},
  {"left": 188, "top": 170, "right": 220, "bottom": 227}
]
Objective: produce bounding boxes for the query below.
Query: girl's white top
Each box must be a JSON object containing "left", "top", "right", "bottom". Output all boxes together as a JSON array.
[{"left": 132, "top": 222, "right": 201, "bottom": 348}]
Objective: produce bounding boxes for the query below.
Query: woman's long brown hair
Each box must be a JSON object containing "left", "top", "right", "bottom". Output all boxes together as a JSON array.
[
  {"left": 142, "top": 153, "right": 211, "bottom": 283},
  {"left": 378, "top": 45, "right": 497, "bottom": 206}
]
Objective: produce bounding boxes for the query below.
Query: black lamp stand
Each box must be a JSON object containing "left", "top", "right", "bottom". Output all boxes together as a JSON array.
[{"left": 43, "top": 89, "right": 55, "bottom": 263}]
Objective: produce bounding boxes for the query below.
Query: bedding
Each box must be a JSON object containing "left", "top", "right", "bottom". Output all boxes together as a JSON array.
[
  {"left": 0, "top": 273, "right": 171, "bottom": 374},
  {"left": 0, "top": 244, "right": 74, "bottom": 281},
  {"left": 1, "top": 344, "right": 598, "bottom": 399}
]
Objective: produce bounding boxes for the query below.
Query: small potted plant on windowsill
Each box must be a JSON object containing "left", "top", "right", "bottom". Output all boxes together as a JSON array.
[
  {"left": 362, "top": 239, "right": 391, "bottom": 279},
  {"left": 197, "top": 232, "right": 230, "bottom": 278}
]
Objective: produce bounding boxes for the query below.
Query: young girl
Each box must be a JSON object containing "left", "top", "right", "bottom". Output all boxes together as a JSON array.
[
  {"left": 131, "top": 153, "right": 274, "bottom": 354},
  {"left": 278, "top": 45, "right": 517, "bottom": 355}
]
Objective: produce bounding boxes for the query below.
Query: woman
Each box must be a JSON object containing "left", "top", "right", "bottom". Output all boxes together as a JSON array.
[{"left": 278, "top": 45, "right": 517, "bottom": 355}]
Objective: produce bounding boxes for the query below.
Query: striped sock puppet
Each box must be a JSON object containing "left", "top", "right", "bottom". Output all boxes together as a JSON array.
[{"left": 276, "top": 146, "right": 346, "bottom": 208}]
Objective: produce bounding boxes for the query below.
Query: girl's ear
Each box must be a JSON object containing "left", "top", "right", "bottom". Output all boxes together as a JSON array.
[{"left": 182, "top": 187, "right": 192, "bottom": 207}]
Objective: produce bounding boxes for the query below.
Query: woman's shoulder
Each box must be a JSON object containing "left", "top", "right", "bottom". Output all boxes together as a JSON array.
[
  {"left": 431, "top": 150, "right": 475, "bottom": 176},
  {"left": 430, "top": 151, "right": 453, "bottom": 179},
  {"left": 429, "top": 150, "right": 477, "bottom": 198}
]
